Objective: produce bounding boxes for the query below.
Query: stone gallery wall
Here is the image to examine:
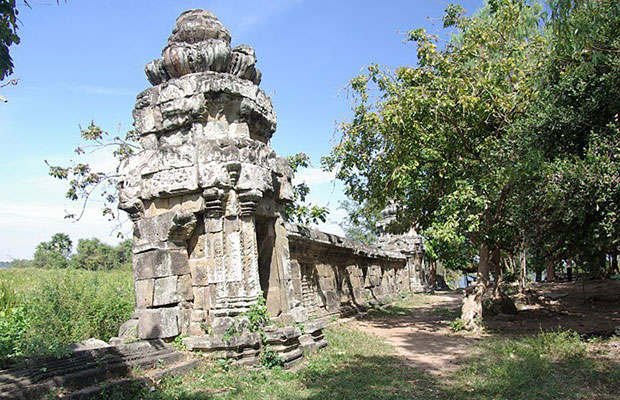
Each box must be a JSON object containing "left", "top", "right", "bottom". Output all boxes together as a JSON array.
[{"left": 286, "top": 224, "right": 414, "bottom": 320}]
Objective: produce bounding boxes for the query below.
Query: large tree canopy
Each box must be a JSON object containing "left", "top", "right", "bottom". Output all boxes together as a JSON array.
[
  {"left": 521, "top": 0, "right": 620, "bottom": 272},
  {"left": 324, "top": 0, "right": 545, "bottom": 274},
  {"left": 324, "top": 0, "right": 619, "bottom": 329}
]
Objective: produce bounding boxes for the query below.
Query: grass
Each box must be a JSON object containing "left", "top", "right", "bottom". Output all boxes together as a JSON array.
[
  {"left": 365, "top": 293, "right": 432, "bottom": 318},
  {"left": 427, "top": 306, "right": 460, "bottom": 319},
  {"left": 1, "top": 271, "right": 618, "bottom": 399},
  {"left": 0, "top": 268, "right": 134, "bottom": 359},
  {"left": 98, "top": 325, "right": 440, "bottom": 400},
  {"left": 97, "top": 293, "right": 620, "bottom": 400},
  {"left": 452, "top": 331, "right": 620, "bottom": 399}
]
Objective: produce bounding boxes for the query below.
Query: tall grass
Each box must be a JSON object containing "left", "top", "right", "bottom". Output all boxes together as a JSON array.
[{"left": 0, "top": 268, "right": 134, "bottom": 359}]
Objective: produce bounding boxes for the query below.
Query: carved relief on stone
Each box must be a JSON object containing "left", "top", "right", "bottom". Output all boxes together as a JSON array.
[
  {"left": 143, "top": 9, "right": 262, "bottom": 88},
  {"left": 228, "top": 45, "right": 261, "bottom": 85}
]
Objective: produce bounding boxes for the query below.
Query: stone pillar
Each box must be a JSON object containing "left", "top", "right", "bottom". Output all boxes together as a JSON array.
[{"left": 117, "top": 9, "right": 297, "bottom": 340}]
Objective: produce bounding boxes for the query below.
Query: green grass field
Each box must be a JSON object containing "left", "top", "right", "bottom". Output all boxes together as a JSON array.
[{"left": 0, "top": 267, "right": 134, "bottom": 359}]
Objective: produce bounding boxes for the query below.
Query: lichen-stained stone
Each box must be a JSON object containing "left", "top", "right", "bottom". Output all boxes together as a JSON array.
[
  {"left": 188, "top": 309, "right": 208, "bottom": 335},
  {"left": 135, "top": 212, "right": 189, "bottom": 246},
  {"left": 138, "top": 307, "right": 180, "bottom": 339},
  {"left": 117, "top": 319, "right": 139, "bottom": 339},
  {"left": 206, "top": 238, "right": 227, "bottom": 284},
  {"left": 189, "top": 259, "right": 208, "bottom": 285},
  {"left": 133, "top": 73, "right": 276, "bottom": 138},
  {"left": 299, "top": 333, "right": 317, "bottom": 355},
  {"left": 178, "top": 274, "right": 194, "bottom": 301},
  {"left": 179, "top": 307, "right": 193, "bottom": 335},
  {"left": 226, "top": 231, "right": 243, "bottom": 282},
  {"left": 133, "top": 249, "right": 190, "bottom": 280},
  {"left": 135, "top": 279, "right": 154, "bottom": 308},
  {"left": 193, "top": 286, "right": 215, "bottom": 310},
  {"left": 153, "top": 276, "right": 179, "bottom": 306},
  {"left": 167, "top": 211, "right": 197, "bottom": 242},
  {"left": 157, "top": 144, "right": 196, "bottom": 170},
  {"left": 143, "top": 194, "right": 204, "bottom": 219},
  {"left": 118, "top": 8, "right": 424, "bottom": 348},
  {"left": 149, "top": 167, "right": 198, "bottom": 197},
  {"left": 236, "top": 164, "right": 271, "bottom": 193},
  {"left": 228, "top": 45, "right": 262, "bottom": 85}
]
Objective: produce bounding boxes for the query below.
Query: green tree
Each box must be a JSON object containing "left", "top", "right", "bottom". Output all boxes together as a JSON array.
[
  {"left": 282, "top": 152, "right": 329, "bottom": 226},
  {"left": 0, "top": 0, "right": 19, "bottom": 80},
  {"left": 521, "top": 0, "right": 620, "bottom": 276},
  {"left": 323, "top": 1, "right": 546, "bottom": 329},
  {"left": 70, "top": 238, "right": 131, "bottom": 270},
  {"left": 337, "top": 199, "right": 380, "bottom": 245},
  {"left": 31, "top": 233, "right": 73, "bottom": 268},
  {"left": 1, "top": 0, "right": 62, "bottom": 102}
]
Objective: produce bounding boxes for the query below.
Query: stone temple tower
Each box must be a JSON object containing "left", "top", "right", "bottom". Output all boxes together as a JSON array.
[{"left": 118, "top": 10, "right": 302, "bottom": 341}]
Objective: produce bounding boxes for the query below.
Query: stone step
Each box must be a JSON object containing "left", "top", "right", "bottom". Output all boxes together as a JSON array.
[
  {"left": 0, "top": 340, "right": 185, "bottom": 400},
  {"left": 60, "top": 358, "right": 201, "bottom": 400}
]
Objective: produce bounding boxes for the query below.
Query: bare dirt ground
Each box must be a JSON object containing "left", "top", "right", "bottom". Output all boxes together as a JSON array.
[
  {"left": 353, "top": 293, "right": 475, "bottom": 376},
  {"left": 353, "top": 279, "right": 620, "bottom": 376},
  {"left": 487, "top": 279, "right": 620, "bottom": 336}
]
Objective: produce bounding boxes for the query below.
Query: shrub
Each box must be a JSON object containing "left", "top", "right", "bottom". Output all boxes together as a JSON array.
[
  {"left": 450, "top": 317, "right": 465, "bottom": 332},
  {"left": 0, "top": 268, "right": 134, "bottom": 359}
]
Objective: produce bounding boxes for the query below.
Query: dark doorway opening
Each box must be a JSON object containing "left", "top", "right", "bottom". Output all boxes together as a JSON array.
[{"left": 255, "top": 217, "right": 280, "bottom": 316}]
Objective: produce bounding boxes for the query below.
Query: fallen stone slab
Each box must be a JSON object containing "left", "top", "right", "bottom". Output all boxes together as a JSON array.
[{"left": 0, "top": 340, "right": 185, "bottom": 400}]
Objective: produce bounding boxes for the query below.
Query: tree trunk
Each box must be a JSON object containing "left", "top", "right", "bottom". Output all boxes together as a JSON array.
[
  {"left": 479, "top": 243, "right": 490, "bottom": 284},
  {"left": 519, "top": 242, "right": 527, "bottom": 294},
  {"left": 612, "top": 252, "right": 619, "bottom": 276},
  {"left": 566, "top": 259, "right": 573, "bottom": 282},
  {"left": 461, "top": 243, "right": 490, "bottom": 331},
  {"left": 546, "top": 258, "right": 555, "bottom": 282},
  {"left": 596, "top": 253, "right": 606, "bottom": 279},
  {"left": 491, "top": 248, "right": 502, "bottom": 298},
  {"left": 428, "top": 259, "right": 437, "bottom": 293},
  {"left": 535, "top": 270, "right": 542, "bottom": 282}
]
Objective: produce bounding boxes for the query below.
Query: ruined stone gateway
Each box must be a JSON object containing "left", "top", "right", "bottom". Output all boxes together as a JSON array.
[{"left": 116, "top": 9, "right": 426, "bottom": 367}]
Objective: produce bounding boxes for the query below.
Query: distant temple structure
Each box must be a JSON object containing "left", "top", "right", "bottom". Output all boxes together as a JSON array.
[{"left": 116, "top": 9, "right": 426, "bottom": 366}]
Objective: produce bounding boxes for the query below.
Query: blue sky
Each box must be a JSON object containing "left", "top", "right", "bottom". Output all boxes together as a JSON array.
[{"left": 0, "top": 0, "right": 484, "bottom": 260}]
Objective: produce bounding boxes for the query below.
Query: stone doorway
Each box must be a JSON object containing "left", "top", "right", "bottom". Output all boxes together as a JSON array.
[{"left": 255, "top": 217, "right": 281, "bottom": 317}]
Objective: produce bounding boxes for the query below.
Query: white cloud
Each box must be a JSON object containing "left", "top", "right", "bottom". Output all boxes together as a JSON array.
[
  {"left": 0, "top": 200, "right": 131, "bottom": 261},
  {"left": 292, "top": 167, "right": 335, "bottom": 186}
]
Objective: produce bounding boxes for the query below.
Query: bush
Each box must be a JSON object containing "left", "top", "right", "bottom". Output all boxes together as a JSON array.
[{"left": 0, "top": 268, "right": 134, "bottom": 359}]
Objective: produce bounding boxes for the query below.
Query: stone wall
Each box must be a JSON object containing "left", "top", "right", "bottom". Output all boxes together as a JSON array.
[{"left": 286, "top": 224, "right": 419, "bottom": 320}]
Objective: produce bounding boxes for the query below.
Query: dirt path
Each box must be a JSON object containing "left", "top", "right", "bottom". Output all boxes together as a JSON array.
[
  {"left": 352, "top": 280, "right": 620, "bottom": 376},
  {"left": 353, "top": 293, "right": 476, "bottom": 376}
]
